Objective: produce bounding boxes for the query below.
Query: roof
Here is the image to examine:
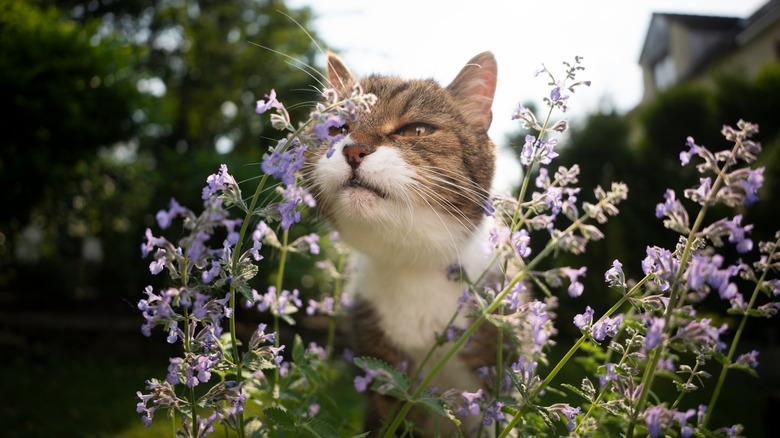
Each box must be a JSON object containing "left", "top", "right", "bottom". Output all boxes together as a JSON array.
[{"left": 639, "top": 0, "right": 780, "bottom": 74}]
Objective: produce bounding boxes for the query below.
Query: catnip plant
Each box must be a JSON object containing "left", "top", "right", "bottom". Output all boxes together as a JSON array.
[{"left": 136, "top": 56, "right": 778, "bottom": 438}]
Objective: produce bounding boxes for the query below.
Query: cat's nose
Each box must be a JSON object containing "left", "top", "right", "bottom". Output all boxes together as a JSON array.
[{"left": 343, "top": 145, "right": 372, "bottom": 170}]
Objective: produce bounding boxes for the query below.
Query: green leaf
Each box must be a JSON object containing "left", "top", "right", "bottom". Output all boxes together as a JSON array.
[
  {"left": 306, "top": 417, "right": 340, "bottom": 438},
  {"left": 293, "top": 335, "right": 306, "bottom": 364},
  {"left": 414, "top": 388, "right": 458, "bottom": 424},
  {"left": 729, "top": 362, "right": 759, "bottom": 378},
  {"left": 562, "top": 383, "right": 593, "bottom": 402},
  {"left": 712, "top": 350, "right": 730, "bottom": 366},
  {"left": 244, "top": 416, "right": 266, "bottom": 438},
  {"left": 243, "top": 350, "right": 278, "bottom": 372},
  {"left": 234, "top": 280, "right": 255, "bottom": 302},
  {"left": 263, "top": 407, "right": 298, "bottom": 431},
  {"left": 353, "top": 356, "right": 411, "bottom": 392}
]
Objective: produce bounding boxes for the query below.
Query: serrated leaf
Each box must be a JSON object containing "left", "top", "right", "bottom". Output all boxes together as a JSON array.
[
  {"left": 353, "top": 356, "right": 411, "bottom": 392},
  {"left": 244, "top": 417, "right": 266, "bottom": 438},
  {"left": 674, "top": 381, "right": 698, "bottom": 393},
  {"left": 292, "top": 335, "right": 306, "bottom": 364},
  {"left": 243, "top": 350, "right": 278, "bottom": 371},
  {"left": 238, "top": 262, "right": 259, "bottom": 282},
  {"left": 729, "top": 363, "right": 759, "bottom": 378},
  {"left": 263, "top": 407, "right": 298, "bottom": 431},
  {"left": 562, "top": 383, "right": 593, "bottom": 402},
  {"left": 414, "top": 389, "right": 458, "bottom": 422},
  {"left": 712, "top": 351, "right": 730, "bottom": 366},
  {"left": 234, "top": 280, "right": 255, "bottom": 302},
  {"left": 306, "top": 417, "right": 340, "bottom": 438}
]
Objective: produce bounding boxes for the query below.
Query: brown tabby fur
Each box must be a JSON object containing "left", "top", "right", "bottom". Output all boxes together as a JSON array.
[{"left": 304, "top": 52, "right": 500, "bottom": 437}]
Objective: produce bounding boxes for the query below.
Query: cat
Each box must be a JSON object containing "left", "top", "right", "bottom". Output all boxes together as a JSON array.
[{"left": 305, "top": 51, "right": 500, "bottom": 436}]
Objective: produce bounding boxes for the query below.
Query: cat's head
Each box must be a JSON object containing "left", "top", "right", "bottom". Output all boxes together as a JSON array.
[{"left": 305, "top": 52, "right": 497, "bottom": 266}]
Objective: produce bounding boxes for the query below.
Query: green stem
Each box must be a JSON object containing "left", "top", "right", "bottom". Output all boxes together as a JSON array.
[
  {"left": 228, "top": 172, "right": 269, "bottom": 438},
  {"left": 574, "top": 327, "right": 642, "bottom": 433},
  {"left": 625, "top": 140, "right": 741, "bottom": 438},
  {"left": 702, "top": 266, "right": 769, "bottom": 427},
  {"left": 671, "top": 358, "right": 701, "bottom": 410},
  {"left": 271, "top": 227, "right": 290, "bottom": 404},
  {"left": 382, "top": 191, "right": 627, "bottom": 438},
  {"left": 510, "top": 106, "right": 554, "bottom": 231},
  {"left": 327, "top": 254, "right": 346, "bottom": 352},
  {"left": 499, "top": 276, "right": 648, "bottom": 437}
]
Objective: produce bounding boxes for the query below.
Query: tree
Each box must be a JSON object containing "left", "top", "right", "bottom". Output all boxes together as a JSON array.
[{"left": 1, "top": 0, "right": 325, "bottom": 303}]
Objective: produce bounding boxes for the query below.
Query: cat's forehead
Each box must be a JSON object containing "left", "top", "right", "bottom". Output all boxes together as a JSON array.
[{"left": 351, "top": 75, "right": 457, "bottom": 125}]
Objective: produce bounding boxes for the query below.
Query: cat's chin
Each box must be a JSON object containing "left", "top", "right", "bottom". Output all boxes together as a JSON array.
[
  {"left": 347, "top": 177, "right": 388, "bottom": 199},
  {"left": 336, "top": 185, "right": 388, "bottom": 217}
]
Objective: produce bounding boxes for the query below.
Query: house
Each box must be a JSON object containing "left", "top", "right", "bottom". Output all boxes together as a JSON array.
[{"left": 638, "top": 0, "right": 780, "bottom": 103}]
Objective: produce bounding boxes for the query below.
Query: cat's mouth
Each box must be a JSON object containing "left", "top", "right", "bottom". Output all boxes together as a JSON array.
[{"left": 346, "top": 177, "right": 388, "bottom": 199}]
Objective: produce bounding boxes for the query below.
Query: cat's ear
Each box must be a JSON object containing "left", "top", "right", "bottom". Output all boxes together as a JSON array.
[
  {"left": 326, "top": 51, "right": 357, "bottom": 90},
  {"left": 447, "top": 52, "right": 497, "bottom": 131}
]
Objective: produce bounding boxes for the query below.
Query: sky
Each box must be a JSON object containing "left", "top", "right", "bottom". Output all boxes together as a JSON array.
[{"left": 286, "top": 0, "right": 768, "bottom": 190}]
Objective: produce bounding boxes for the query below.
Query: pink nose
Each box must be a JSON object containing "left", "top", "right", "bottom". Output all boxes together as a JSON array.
[{"left": 343, "top": 145, "right": 372, "bottom": 169}]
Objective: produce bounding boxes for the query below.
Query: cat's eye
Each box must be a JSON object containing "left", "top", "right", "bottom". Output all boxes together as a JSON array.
[
  {"left": 394, "top": 123, "right": 436, "bottom": 138},
  {"left": 328, "top": 124, "right": 349, "bottom": 137}
]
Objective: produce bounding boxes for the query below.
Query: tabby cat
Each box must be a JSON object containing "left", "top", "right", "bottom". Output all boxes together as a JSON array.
[{"left": 306, "top": 51, "right": 500, "bottom": 436}]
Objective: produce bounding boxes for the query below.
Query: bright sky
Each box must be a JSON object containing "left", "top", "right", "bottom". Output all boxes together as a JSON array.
[{"left": 286, "top": 0, "right": 767, "bottom": 190}]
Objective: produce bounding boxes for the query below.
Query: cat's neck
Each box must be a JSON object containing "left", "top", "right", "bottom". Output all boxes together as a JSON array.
[{"left": 336, "top": 207, "right": 494, "bottom": 273}]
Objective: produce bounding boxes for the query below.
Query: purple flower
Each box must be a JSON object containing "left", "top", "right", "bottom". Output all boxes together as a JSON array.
[
  {"left": 512, "top": 229, "right": 532, "bottom": 258},
  {"left": 679, "top": 136, "right": 702, "bottom": 166},
  {"left": 560, "top": 404, "right": 580, "bottom": 431},
  {"left": 156, "top": 198, "right": 188, "bottom": 230},
  {"left": 673, "top": 408, "right": 696, "bottom": 438},
  {"left": 684, "top": 177, "right": 712, "bottom": 205},
  {"left": 535, "top": 167, "right": 550, "bottom": 189},
  {"left": 592, "top": 314, "right": 622, "bottom": 341},
  {"left": 573, "top": 306, "right": 594, "bottom": 329},
  {"left": 528, "top": 300, "right": 551, "bottom": 350},
  {"left": 511, "top": 356, "right": 540, "bottom": 388},
  {"left": 300, "top": 233, "right": 320, "bottom": 255},
  {"left": 353, "top": 375, "right": 371, "bottom": 393},
  {"left": 605, "top": 259, "right": 624, "bottom": 288},
  {"left": 642, "top": 246, "right": 678, "bottom": 291},
  {"left": 688, "top": 254, "right": 739, "bottom": 300},
  {"left": 459, "top": 389, "right": 483, "bottom": 417},
  {"left": 725, "top": 215, "right": 754, "bottom": 253},
  {"left": 539, "top": 139, "right": 559, "bottom": 165},
  {"left": 312, "top": 114, "right": 346, "bottom": 139},
  {"left": 655, "top": 189, "right": 678, "bottom": 219},
  {"left": 644, "top": 405, "right": 665, "bottom": 438},
  {"left": 485, "top": 225, "right": 510, "bottom": 255},
  {"left": 599, "top": 362, "right": 620, "bottom": 387},
  {"left": 202, "top": 261, "right": 221, "bottom": 283},
  {"left": 562, "top": 266, "right": 587, "bottom": 297},
  {"left": 482, "top": 400, "right": 505, "bottom": 426},
  {"left": 520, "top": 135, "right": 536, "bottom": 165},
  {"left": 202, "top": 164, "right": 238, "bottom": 200},
  {"left": 166, "top": 357, "right": 182, "bottom": 385},
  {"left": 735, "top": 350, "right": 759, "bottom": 369},
  {"left": 255, "top": 89, "right": 283, "bottom": 114},
  {"left": 646, "top": 317, "right": 665, "bottom": 349},
  {"left": 353, "top": 367, "right": 380, "bottom": 393},
  {"left": 505, "top": 282, "right": 527, "bottom": 310},
  {"left": 261, "top": 141, "right": 306, "bottom": 186}
]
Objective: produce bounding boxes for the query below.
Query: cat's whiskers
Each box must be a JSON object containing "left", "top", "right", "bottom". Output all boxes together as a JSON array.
[
  {"left": 247, "top": 42, "right": 328, "bottom": 89},
  {"left": 416, "top": 165, "right": 490, "bottom": 197},
  {"left": 407, "top": 183, "right": 467, "bottom": 267}
]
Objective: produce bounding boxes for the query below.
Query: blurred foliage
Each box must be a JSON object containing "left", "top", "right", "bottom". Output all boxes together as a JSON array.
[
  {"left": 0, "top": 0, "right": 324, "bottom": 306},
  {"left": 508, "top": 62, "right": 780, "bottom": 332},
  {"left": 507, "top": 64, "right": 780, "bottom": 436}
]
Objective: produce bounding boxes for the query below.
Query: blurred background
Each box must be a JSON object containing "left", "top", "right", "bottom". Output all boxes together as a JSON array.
[{"left": 1, "top": 0, "right": 778, "bottom": 436}]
